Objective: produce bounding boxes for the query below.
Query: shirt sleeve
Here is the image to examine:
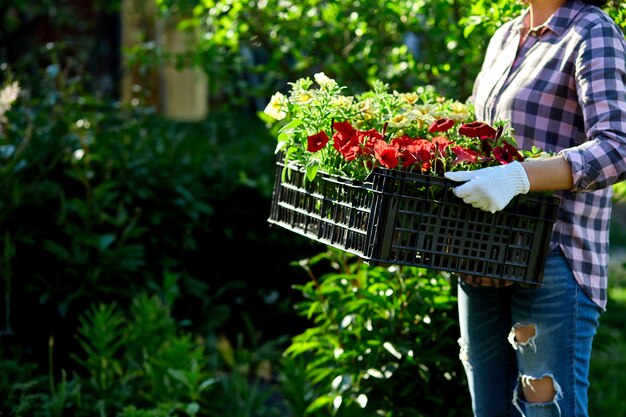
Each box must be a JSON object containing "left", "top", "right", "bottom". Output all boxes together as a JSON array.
[{"left": 559, "top": 19, "right": 626, "bottom": 191}]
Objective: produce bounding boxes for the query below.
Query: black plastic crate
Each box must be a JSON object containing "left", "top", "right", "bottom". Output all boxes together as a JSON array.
[
  {"left": 268, "top": 159, "right": 561, "bottom": 285},
  {"left": 268, "top": 159, "right": 375, "bottom": 257}
]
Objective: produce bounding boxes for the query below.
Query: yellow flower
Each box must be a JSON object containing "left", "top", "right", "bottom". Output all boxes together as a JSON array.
[
  {"left": 291, "top": 91, "right": 314, "bottom": 105},
  {"left": 398, "top": 92, "right": 420, "bottom": 105},
  {"left": 358, "top": 98, "right": 376, "bottom": 121},
  {"left": 388, "top": 113, "right": 414, "bottom": 128},
  {"left": 263, "top": 92, "right": 289, "bottom": 120},
  {"left": 331, "top": 95, "right": 354, "bottom": 108},
  {"left": 413, "top": 103, "right": 437, "bottom": 116},
  {"left": 448, "top": 101, "right": 471, "bottom": 121}
]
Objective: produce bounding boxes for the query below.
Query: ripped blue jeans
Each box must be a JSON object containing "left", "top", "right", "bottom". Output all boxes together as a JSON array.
[{"left": 457, "top": 250, "right": 602, "bottom": 417}]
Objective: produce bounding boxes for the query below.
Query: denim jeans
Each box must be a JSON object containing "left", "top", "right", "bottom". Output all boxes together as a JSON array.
[{"left": 457, "top": 250, "right": 602, "bottom": 417}]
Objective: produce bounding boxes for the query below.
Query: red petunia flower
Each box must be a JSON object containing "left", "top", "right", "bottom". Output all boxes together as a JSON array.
[
  {"left": 374, "top": 140, "right": 399, "bottom": 169},
  {"left": 390, "top": 135, "right": 415, "bottom": 149},
  {"left": 403, "top": 139, "right": 433, "bottom": 170},
  {"left": 431, "top": 135, "right": 451, "bottom": 153},
  {"left": 307, "top": 131, "right": 330, "bottom": 152},
  {"left": 481, "top": 138, "right": 493, "bottom": 155},
  {"left": 357, "top": 128, "right": 385, "bottom": 155},
  {"left": 332, "top": 120, "right": 356, "bottom": 135},
  {"left": 459, "top": 121, "right": 497, "bottom": 139},
  {"left": 332, "top": 121, "right": 361, "bottom": 160},
  {"left": 428, "top": 118, "right": 455, "bottom": 133},
  {"left": 493, "top": 141, "right": 525, "bottom": 165},
  {"left": 334, "top": 140, "right": 361, "bottom": 160},
  {"left": 451, "top": 146, "right": 479, "bottom": 165}
]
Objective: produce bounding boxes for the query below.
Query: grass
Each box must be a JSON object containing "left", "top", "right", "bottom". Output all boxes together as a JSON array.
[{"left": 589, "top": 245, "right": 626, "bottom": 417}]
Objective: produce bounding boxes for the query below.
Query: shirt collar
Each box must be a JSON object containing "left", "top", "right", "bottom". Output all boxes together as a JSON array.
[{"left": 511, "top": 0, "right": 587, "bottom": 37}]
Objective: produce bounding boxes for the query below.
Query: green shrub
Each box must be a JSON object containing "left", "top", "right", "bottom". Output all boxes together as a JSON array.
[
  {"left": 0, "top": 83, "right": 213, "bottom": 324},
  {"left": 0, "top": 272, "right": 291, "bottom": 416},
  {"left": 138, "top": 0, "right": 625, "bottom": 111},
  {"left": 0, "top": 62, "right": 310, "bottom": 386},
  {"left": 280, "top": 248, "right": 471, "bottom": 417}
]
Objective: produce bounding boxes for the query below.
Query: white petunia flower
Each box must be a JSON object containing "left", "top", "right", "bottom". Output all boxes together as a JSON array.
[
  {"left": 314, "top": 72, "right": 337, "bottom": 88},
  {"left": 263, "top": 92, "right": 289, "bottom": 120},
  {"left": 0, "top": 81, "right": 21, "bottom": 123}
]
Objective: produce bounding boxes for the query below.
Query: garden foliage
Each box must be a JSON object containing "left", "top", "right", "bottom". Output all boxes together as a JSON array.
[
  {"left": 145, "top": 0, "right": 625, "bottom": 107},
  {"left": 0, "top": 58, "right": 309, "bottom": 415},
  {"left": 283, "top": 249, "right": 469, "bottom": 417}
]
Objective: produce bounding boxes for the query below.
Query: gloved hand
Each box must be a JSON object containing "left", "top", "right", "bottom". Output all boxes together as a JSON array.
[{"left": 444, "top": 161, "right": 530, "bottom": 213}]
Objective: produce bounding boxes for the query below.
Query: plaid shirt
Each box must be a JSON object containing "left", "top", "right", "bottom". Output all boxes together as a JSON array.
[{"left": 471, "top": 0, "right": 626, "bottom": 310}]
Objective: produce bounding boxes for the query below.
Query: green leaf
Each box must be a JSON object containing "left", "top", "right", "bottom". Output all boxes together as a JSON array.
[
  {"left": 275, "top": 139, "right": 288, "bottom": 154},
  {"left": 199, "top": 377, "right": 219, "bottom": 391},
  {"left": 305, "top": 394, "right": 334, "bottom": 413},
  {"left": 186, "top": 402, "right": 200, "bottom": 415},
  {"left": 278, "top": 118, "right": 304, "bottom": 133},
  {"left": 98, "top": 234, "right": 116, "bottom": 251},
  {"left": 43, "top": 240, "right": 70, "bottom": 260},
  {"left": 284, "top": 341, "right": 321, "bottom": 357},
  {"left": 305, "top": 164, "right": 319, "bottom": 182}
]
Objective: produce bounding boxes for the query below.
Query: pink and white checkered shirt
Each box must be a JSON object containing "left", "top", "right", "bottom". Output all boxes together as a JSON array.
[{"left": 471, "top": 0, "right": 626, "bottom": 309}]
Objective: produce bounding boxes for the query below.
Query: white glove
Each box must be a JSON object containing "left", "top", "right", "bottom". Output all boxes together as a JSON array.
[{"left": 443, "top": 161, "right": 530, "bottom": 213}]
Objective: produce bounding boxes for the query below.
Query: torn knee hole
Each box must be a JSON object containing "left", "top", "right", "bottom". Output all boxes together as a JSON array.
[
  {"left": 515, "top": 324, "right": 536, "bottom": 343},
  {"left": 514, "top": 375, "right": 564, "bottom": 416},
  {"left": 508, "top": 323, "right": 537, "bottom": 352},
  {"left": 520, "top": 375, "right": 557, "bottom": 403}
]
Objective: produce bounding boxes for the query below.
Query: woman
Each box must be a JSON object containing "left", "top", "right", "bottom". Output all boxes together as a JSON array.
[{"left": 444, "top": 0, "right": 626, "bottom": 416}]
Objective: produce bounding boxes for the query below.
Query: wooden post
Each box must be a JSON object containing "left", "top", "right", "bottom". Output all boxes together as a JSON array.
[
  {"left": 160, "top": 18, "right": 208, "bottom": 121},
  {"left": 120, "top": 0, "right": 208, "bottom": 120},
  {"left": 121, "top": 0, "right": 161, "bottom": 109}
]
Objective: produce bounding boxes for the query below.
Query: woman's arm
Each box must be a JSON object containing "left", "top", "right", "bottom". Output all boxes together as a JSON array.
[{"left": 522, "top": 156, "right": 573, "bottom": 191}]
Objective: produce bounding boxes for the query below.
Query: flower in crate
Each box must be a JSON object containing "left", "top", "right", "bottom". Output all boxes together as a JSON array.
[{"left": 262, "top": 73, "right": 544, "bottom": 181}]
